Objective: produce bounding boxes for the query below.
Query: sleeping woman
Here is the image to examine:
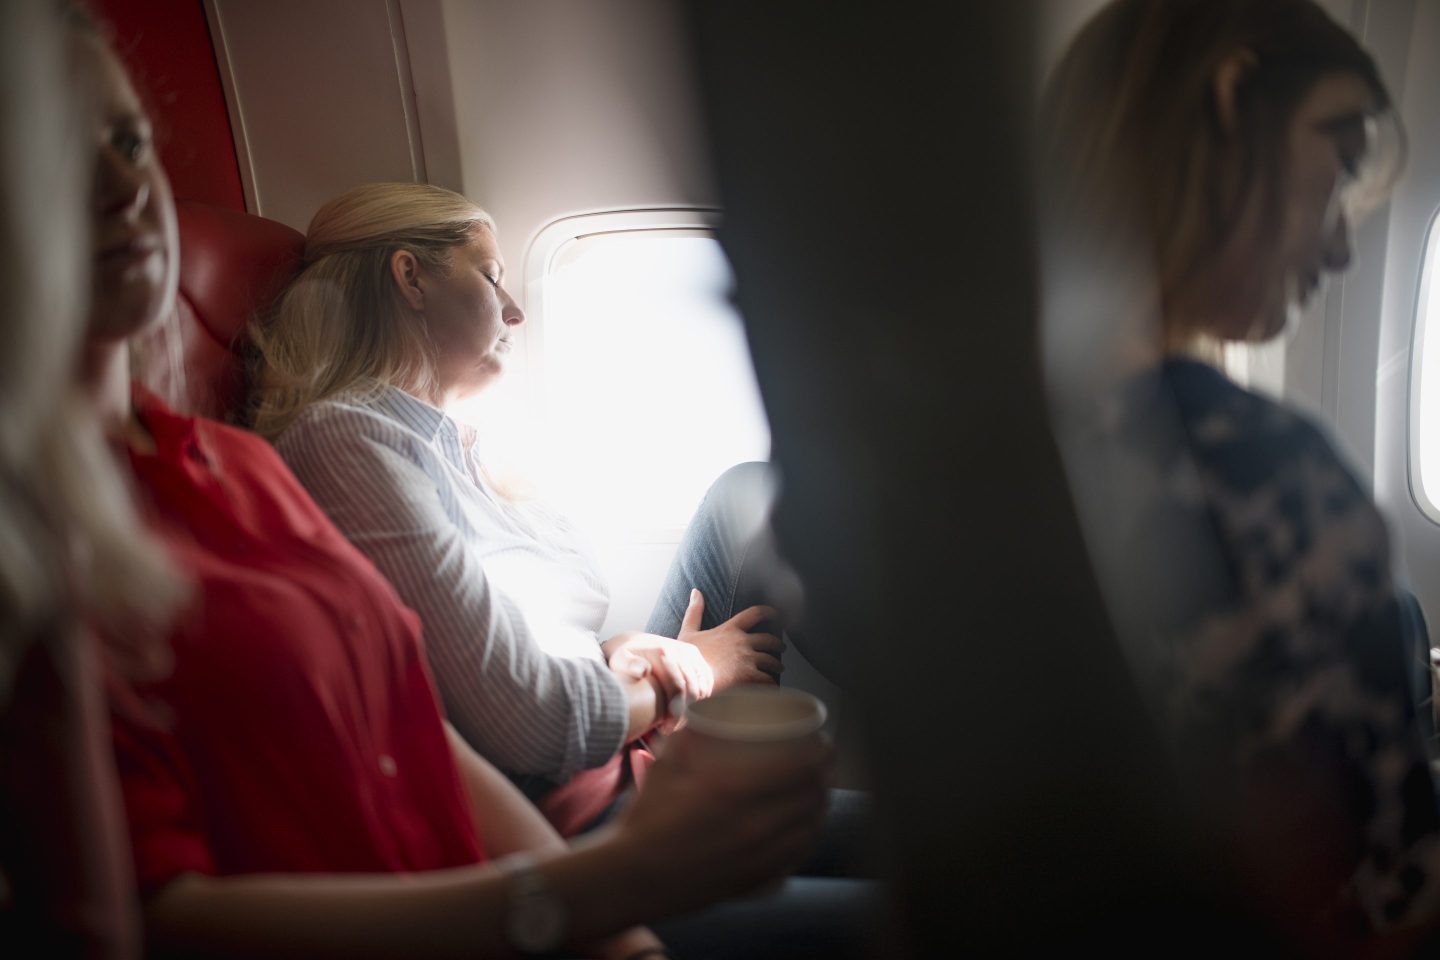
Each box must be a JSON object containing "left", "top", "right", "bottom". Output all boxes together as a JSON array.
[
  {"left": 72, "top": 6, "right": 861, "bottom": 958},
  {"left": 249, "top": 183, "right": 803, "bottom": 832}
]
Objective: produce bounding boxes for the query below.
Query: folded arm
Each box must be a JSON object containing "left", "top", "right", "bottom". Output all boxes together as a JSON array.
[{"left": 276, "top": 407, "right": 640, "bottom": 779}]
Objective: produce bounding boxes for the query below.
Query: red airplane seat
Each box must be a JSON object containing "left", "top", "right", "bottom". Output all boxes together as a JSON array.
[{"left": 138, "top": 200, "right": 304, "bottom": 422}]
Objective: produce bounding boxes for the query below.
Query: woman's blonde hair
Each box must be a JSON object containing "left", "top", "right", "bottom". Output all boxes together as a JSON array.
[
  {"left": 249, "top": 182, "right": 493, "bottom": 439},
  {"left": 1039, "top": 0, "right": 1402, "bottom": 354},
  {"left": 0, "top": 1, "right": 183, "bottom": 701}
]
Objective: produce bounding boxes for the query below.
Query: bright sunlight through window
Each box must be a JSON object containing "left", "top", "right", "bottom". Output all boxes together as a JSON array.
[
  {"left": 535, "top": 230, "right": 770, "bottom": 540},
  {"left": 1412, "top": 208, "right": 1440, "bottom": 524}
]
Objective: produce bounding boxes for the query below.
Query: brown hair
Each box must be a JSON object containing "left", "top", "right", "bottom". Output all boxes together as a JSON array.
[{"left": 1039, "top": 0, "right": 1402, "bottom": 351}]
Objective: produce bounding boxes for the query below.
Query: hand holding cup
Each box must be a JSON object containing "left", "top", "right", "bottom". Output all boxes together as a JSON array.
[{"left": 611, "top": 687, "right": 831, "bottom": 917}]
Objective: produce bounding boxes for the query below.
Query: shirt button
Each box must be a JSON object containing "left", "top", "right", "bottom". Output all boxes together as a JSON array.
[
  {"left": 378, "top": 755, "right": 398, "bottom": 777},
  {"left": 348, "top": 613, "right": 364, "bottom": 631}
]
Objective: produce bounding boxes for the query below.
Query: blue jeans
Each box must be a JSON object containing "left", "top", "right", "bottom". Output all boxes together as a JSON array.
[
  {"left": 647, "top": 462, "right": 791, "bottom": 641},
  {"left": 651, "top": 875, "right": 878, "bottom": 960},
  {"left": 648, "top": 461, "right": 843, "bottom": 685},
  {"left": 647, "top": 463, "right": 874, "bottom": 881},
  {"left": 631, "top": 465, "right": 877, "bottom": 956}
]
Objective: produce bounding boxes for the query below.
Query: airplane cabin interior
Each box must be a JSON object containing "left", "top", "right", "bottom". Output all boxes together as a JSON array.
[{"left": 6, "top": 0, "right": 1440, "bottom": 955}]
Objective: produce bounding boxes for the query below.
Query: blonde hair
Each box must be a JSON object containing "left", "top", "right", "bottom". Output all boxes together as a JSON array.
[
  {"left": 1039, "top": 0, "right": 1401, "bottom": 354},
  {"left": 249, "top": 182, "right": 493, "bottom": 439},
  {"left": 0, "top": 2, "right": 183, "bottom": 702}
]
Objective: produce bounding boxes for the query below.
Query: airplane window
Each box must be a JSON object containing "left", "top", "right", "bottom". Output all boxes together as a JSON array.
[
  {"left": 1412, "top": 208, "right": 1440, "bottom": 525},
  {"left": 530, "top": 228, "right": 770, "bottom": 541}
]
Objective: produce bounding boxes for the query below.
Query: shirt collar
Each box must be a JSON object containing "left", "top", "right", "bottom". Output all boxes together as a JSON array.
[
  {"left": 363, "top": 383, "right": 483, "bottom": 464},
  {"left": 366, "top": 384, "right": 454, "bottom": 443},
  {"left": 131, "top": 381, "right": 200, "bottom": 462}
]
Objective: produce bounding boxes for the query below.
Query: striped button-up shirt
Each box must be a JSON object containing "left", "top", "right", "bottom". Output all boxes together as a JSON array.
[{"left": 273, "top": 385, "right": 627, "bottom": 781}]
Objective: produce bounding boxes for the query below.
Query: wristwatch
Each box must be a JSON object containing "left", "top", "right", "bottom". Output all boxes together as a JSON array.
[{"left": 502, "top": 853, "right": 568, "bottom": 955}]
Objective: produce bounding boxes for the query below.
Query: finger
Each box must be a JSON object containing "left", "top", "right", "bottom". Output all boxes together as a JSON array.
[
  {"left": 751, "top": 653, "right": 784, "bottom": 678},
  {"left": 726, "top": 604, "right": 779, "bottom": 631},
  {"left": 745, "top": 632, "right": 785, "bottom": 654},
  {"left": 639, "top": 650, "right": 679, "bottom": 702},
  {"left": 658, "top": 652, "right": 688, "bottom": 702},
  {"left": 665, "top": 644, "right": 699, "bottom": 699},
  {"left": 675, "top": 657, "right": 703, "bottom": 703},
  {"left": 683, "top": 648, "right": 715, "bottom": 696},
  {"left": 613, "top": 649, "right": 651, "bottom": 680},
  {"left": 679, "top": 588, "right": 706, "bottom": 637},
  {"left": 690, "top": 661, "right": 711, "bottom": 701},
  {"left": 748, "top": 668, "right": 781, "bottom": 685}
]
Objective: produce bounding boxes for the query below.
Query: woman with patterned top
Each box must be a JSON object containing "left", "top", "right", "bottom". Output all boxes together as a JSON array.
[{"left": 1042, "top": 0, "right": 1437, "bottom": 951}]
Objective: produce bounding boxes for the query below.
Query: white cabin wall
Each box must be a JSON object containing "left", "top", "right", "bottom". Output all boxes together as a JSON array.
[
  {"left": 204, "top": 1, "right": 715, "bottom": 261},
  {"left": 418, "top": 0, "right": 717, "bottom": 284},
  {"left": 205, "top": 0, "right": 427, "bottom": 231}
]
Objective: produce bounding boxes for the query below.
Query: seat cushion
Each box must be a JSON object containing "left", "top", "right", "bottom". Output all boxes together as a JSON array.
[{"left": 138, "top": 201, "right": 304, "bottom": 421}]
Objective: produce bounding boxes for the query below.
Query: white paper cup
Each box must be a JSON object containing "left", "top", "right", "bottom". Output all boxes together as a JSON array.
[
  {"left": 678, "top": 687, "right": 829, "bottom": 895},
  {"left": 682, "top": 686, "right": 828, "bottom": 743}
]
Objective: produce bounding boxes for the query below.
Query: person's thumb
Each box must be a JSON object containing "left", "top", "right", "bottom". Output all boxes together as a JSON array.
[{"left": 679, "top": 588, "right": 705, "bottom": 636}]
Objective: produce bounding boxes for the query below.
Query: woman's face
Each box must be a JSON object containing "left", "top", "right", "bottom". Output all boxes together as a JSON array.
[
  {"left": 84, "top": 39, "right": 179, "bottom": 344},
  {"left": 1205, "top": 71, "right": 1378, "bottom": 343},
  {"left": 421, "top": 226, "right": 526, "bottom": 403}
]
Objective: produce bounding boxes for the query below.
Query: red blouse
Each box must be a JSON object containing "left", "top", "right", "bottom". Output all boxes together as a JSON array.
[{"left": 110, "top": 389, "right": 484, "bottom": 893}]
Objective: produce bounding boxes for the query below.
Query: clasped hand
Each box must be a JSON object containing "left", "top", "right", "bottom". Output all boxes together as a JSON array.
[{"left": 605, "top": 589, "right": 786, "bottom": 729}]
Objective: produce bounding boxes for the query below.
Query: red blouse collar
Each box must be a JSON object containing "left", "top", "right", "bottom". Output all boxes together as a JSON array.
[{"left": 130, "top": 382, "right": 202, "bottom": 465}]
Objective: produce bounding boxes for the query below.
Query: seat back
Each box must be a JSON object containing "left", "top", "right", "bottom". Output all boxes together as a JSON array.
[{"left": 138, "top": 201, "right": 304, "bottom": 421}]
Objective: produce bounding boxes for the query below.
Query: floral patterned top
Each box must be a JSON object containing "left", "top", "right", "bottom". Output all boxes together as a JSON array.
[{"left": 1080, "top": 357, "right": 1438, "bottom": 935}]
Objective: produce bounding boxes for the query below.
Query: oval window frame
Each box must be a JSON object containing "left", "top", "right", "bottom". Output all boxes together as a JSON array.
[{"left": 1407, "top": 202, "right": 1440, "bottom": 525}]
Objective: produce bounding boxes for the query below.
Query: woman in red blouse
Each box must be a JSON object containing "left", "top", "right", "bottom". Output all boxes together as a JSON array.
[
  {"left": 0, "top": 3, "right": 182, "bottom": 956},
  {"left": 75, "top": 11, "right": 847, "bottom": 960}
]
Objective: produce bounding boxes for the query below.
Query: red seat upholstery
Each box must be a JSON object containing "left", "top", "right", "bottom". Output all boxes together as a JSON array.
[{"left": 139, "top": 200, "right": 304, "bottom": 421}]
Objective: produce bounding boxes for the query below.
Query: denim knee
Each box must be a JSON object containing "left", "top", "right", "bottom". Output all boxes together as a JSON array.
[{"left": 700, "top": 461, "right": 776, "bottom": 520}]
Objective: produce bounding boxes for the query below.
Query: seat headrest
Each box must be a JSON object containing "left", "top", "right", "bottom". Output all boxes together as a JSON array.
[{"left": 139, "top": 200, "right": 304, "bottom": 422}]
